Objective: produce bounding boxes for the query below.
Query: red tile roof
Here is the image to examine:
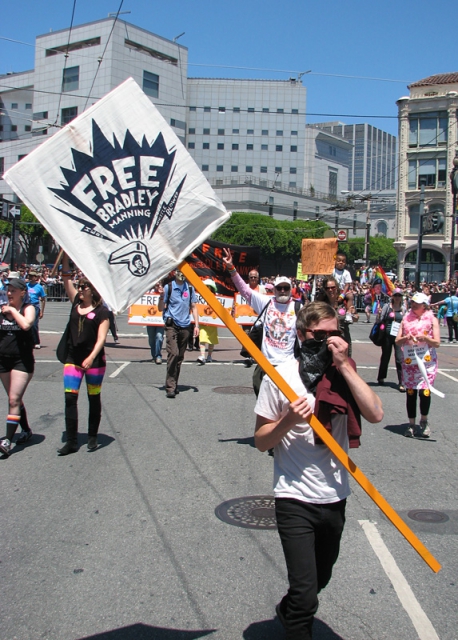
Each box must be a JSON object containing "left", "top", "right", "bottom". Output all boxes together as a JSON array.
[{"left": 409, "top": 72, "right": 458, "bottom": 88}]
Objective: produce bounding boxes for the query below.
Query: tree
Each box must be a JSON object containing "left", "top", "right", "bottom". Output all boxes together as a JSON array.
[
  {"left": 340, "top": 236, "right": 397, "bottom": 271},
  {"left": 211, "top": 212, "right": 329, "bottom": 272},
  {"left": 16, "top": 206, "right": 48, "bottom": 263}
]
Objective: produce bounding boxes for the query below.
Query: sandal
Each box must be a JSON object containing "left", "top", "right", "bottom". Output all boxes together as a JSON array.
[{"left": 398, "top": 385, "right": 406, "bottom": 393}]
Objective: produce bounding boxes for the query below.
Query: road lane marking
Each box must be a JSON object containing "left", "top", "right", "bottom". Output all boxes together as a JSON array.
[
  {"left": 437, "top": 370, "right": 458, "bottom": 382},
  {"left": 109, "top": 362, "right": 130, "bottom": 378},
  {"left": 359, "top": 520, "right": 439, "bottom": 640}
]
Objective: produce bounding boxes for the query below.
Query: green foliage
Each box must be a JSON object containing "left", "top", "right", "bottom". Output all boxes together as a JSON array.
[
  {"left": 341, "top": 236, "right": 397, "bottom": 270},
  {"left": 16, "top": 206, "right": 48, "bottom": 262}
]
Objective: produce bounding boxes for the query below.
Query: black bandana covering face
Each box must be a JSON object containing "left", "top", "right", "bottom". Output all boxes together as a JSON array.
[{"left": 298, "top": 339, "right": 333, "bottom": 394}]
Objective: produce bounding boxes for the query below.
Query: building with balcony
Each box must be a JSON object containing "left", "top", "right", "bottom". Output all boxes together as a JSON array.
[{"left": 395, "top": 73, "right": 458, "bottom": 282}]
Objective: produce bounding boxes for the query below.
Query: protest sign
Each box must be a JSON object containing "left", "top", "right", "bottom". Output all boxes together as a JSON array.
[
  {"left": 301, "top": 238, "right": 337, "bottom": 275},
  {"left": 4, "top": 78, "right": 230, "bottom": 313}
]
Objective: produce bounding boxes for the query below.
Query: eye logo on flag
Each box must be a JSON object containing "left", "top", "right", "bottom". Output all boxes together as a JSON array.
[{"left": 4, "top": 78, "right": 230, "bottom": 312}]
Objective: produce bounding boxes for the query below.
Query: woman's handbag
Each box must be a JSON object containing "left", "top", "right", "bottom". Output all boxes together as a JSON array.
[
  {"left": 369, "top": 321, "right": 386, "bottom": 347},
  {"left": 240, "top": 301, "right": 270, "bottom": 358},
  {"left": 56, "top": 323, "right": 70, "bottom": 364}
]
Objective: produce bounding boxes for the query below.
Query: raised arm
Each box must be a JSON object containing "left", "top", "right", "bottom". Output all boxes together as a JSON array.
[
  {"left": 255, "top": 396, "right": 313, "bottom": 452},
  {"left": 222, "top": 247, "right": 253, "bottom": 302},
  {"left": 61, "top": 252, "right": 77, "bottom": 304}
]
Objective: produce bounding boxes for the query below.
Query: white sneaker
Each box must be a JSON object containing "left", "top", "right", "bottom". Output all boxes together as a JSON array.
[
  {"left": 418, "top": 419, "right": 431, "bottom": 438},
  {"left": 0, "top": 438, "right": 11, "bottom": 454},
  {"left": 197, "top": 355, "right": 206, "bottom": 365}
]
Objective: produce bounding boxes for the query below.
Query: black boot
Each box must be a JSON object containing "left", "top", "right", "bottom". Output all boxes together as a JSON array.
[{"left": 57, "top": 424, "right": 78, "bottom": 456}]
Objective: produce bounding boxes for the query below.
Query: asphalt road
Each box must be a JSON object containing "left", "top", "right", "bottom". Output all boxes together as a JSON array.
[{"left": 1, "top": 304, "right": 457, "bottom": 640}]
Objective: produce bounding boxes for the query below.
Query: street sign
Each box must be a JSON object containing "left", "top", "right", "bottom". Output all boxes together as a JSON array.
[
  {"left": 337, "top": 229, "right": 347, "bottom": 241},
  {"left": 10, "top": 207, "right": 20, "bottom": 217},
  {"left": 36, "top": 252, "right": 44, "bottom": 263},
  {"left": 323, "top": 229, "right": 335, "bottom": 238}
]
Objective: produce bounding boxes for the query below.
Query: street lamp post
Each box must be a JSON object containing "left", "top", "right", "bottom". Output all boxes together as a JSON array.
[{"left": 450, "top": 157, "right": 458, "bottom": 283}]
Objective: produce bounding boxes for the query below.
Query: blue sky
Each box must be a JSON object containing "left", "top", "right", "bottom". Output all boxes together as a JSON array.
[{"left": 0, "top": 0, "right": 455, "bottom": 137}]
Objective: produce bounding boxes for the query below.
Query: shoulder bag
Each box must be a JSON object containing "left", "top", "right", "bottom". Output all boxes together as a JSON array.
[
  {"left": 369, "top": 304, "right": 389, "bottom": 347},
  {"left": 240, "top": 300, "right": 271, "bottom": 358}
]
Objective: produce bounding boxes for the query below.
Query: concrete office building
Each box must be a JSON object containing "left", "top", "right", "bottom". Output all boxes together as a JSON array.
[{"left": 395, "top": 73, "right": 458, "bottom": 281}]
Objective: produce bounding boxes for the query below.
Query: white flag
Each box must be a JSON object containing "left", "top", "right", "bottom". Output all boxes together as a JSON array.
[{"left": 4, "top": 78, "right": 230, "bottom": 312}]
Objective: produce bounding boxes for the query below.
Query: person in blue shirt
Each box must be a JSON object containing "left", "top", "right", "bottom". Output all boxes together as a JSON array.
[
  {"left": 433, "top": 288, "right": 458, "bottom": 343},
  {"left": 26, "top": 271, "right": 46, "bottom": 348},
  {"left": 158, "top": 270, "right": 199, "bottom": 398}
]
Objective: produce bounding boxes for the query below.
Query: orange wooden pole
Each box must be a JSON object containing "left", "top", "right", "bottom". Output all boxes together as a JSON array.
[{"left": 181, "top": 261, "right": 441, "bottom": 573}]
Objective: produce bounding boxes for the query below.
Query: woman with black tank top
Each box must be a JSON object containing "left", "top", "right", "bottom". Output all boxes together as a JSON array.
[
  {"left": 58, "top": 254, "right": 109, "bottom": 455},
  {"left": 0, "top": 278, "right": 36, "bottom": 455}
]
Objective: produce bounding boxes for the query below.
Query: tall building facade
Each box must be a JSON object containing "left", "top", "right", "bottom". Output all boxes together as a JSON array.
[
  {"left": 313, "top": 121, "right": 397, "bottom": 192},
  {"left": 395, "top": 73, "right": 458, "bottom": 281}
]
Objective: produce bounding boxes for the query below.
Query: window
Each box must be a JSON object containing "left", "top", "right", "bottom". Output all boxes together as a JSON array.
[
  {"left": 247, "top": 129, "right": 254, "bottom": 135},
  {"left": 275, "top": 166, "right": 282, "bottom": 173},
  {"left": 25, "top": 103, "right": 32, "bottom": 110},
  {"left": 260, "top": 166, "right": 267, "bottom": 173},
  {"left": 204, "top": 106, "right": 211, "bottom": 112},
  {"left": 262, "top": 129, "right": 268, "bottom": 136},
  {"left": 0, "top": 125, "right": 3, "bottom": 131},
  {"left": 290, "top": 145, "right": 297, "bottom": 152},
  {"left": 292, "top": 108, "right": 299, "bottom": 114},
  {"left": 18, "top": 155, "right": 27, "bottom": 161},
  {"left": 262, "top": 107, "right": 269, "bottom": 113},
  {"left": 276, "top": 145, "right": 283, "bottom": 152},
  {"left": 246, "top": 144, "right": 253, "bottom": 151},
  {"left": 329, "top": 171, "right": 338, "bottom": 198},
  {"left": 11, "top": 103, "right": 18, "bottom": 109},
  {"left": 170, "top": 118, "right": 185, "bottom": 130},
  {"left": 409, "top": 204, "right": 420, "bottom": 234},
  {"left": 11, "top": 125, "right": 17, "bottom": 132},
  {"left": 408, "top": 157, "right": 447, "bottom": 189},
  {"left": 409, "top": 112, "right": 448, "bottom": 147},
  {"left": 289, "top": 182, "right": 297, "bottom": 187},
  {"left": 217, "top": 165, "right": 223, "bottom": 172},
  {"left": 47, "top": 36, "right": 101, "bottom": 57},
  {"left": 62, "top": 66, "right": 79, "bottom": 92},
  {"left": 202, "top": 164, "right": 209, "bottom": 171},
  {"left": 188, "top": 127, "right": 195, "bottom": 134},
  {"left": 188, "top": 142, "right": 195, "bottom": 149},
  {"left": 143, "top": 70, "right": 159, "bottom": 98},
  {"left": 232, "top": 128, "right": 239, "bottom": 134},
  {"left": 232, "top": 143, "right": 239, "bottom": 150},
  {"left": 231, "top": 165, "right": 238, "bottom": 172},
  {"left": 290, "top": 167, "right": 297, "bottom": 174},
  {"left": 33, "top": 111, "right": 48, "bottom": 120},
  {"left": 24, "top": 125, "right": 31, "bottom": 132},
  {"left": 189, "top": 106, "right": 196, "bottom": 112},
  {"left": 248, "top": 107, "right": 255, "bottom": 113},
  {"left": 261, "top": 144, "right": 268, "bottom": 151},
  {"left": 276, "top": 130, "right": 283, "bottom": 136},
  {"left": 218, "top": 107, "right": 226, "bottom": 113},
  {"left": 203, "top": 142, "right": 210, "bottom": 149},
  {"left": 217, "top": 129, "right": 225, "bottom": 135},
  {"left": 277, "top": 108, "right": 284, "bottom": 113},
  {"left": 61, "top": 106, "right": 78, "bottom": 126},
  {"left": 233, "top": 107, "right": 240, "bottom": 113},
  {"left": 217, "top": 143, "right": 224, "bottom": 150},
  {"left": 291, "top": 130, "right": 298, "bottom": 136},
  {"left": 246, "top": 166, "right": 253, "bottom": 172},
  {"left": 0, "top": 158, "right": 4, "bottom": 174},
  {"left": 203, "top": 128, "right": 210, "bottom": 135},
  {"left": 377, "top": 221, "right": 388, "bottom": 237}
]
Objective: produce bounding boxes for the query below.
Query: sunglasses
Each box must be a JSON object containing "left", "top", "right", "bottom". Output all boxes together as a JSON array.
[
  {"left": 306, "top": 329, "right": 342, "bottom": 342},
  {"left": 325, "top": 286, "right": 337, "bottom": 291},
  {"left": 77, "top": 284, "right": 90, "bottom": 291},
  {"left": 275, "top": 286, "right": 291, "bottom": 292}
]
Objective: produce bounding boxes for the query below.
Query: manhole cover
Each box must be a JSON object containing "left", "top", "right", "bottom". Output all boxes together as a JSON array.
[
  {"left": 213, "top": 386, "right": 253, "bottom": 395},
  {"left": 407, "top": 509, "right": 449, "bottom": 524},
  {"left": 215, "top": 495, "right": 277, "bottom": 529}
]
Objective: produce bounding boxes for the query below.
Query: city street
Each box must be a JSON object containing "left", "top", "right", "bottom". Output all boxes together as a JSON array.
[{"left": 1, "top": 304, "right": 457, "bottom": 640}]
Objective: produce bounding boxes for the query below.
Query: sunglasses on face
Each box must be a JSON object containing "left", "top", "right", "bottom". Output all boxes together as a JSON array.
[
  {"left": 275, "top": 286, "right": 291, "bottom": 292},
  {"left": 325, "top": 286, "right": 337, "bottom": 291},
  {"left": 306, "top": 329, "right": 342, "bottom": 342},
  {"left": 78, "top": 285, "right": 90, "bottom": 291}
]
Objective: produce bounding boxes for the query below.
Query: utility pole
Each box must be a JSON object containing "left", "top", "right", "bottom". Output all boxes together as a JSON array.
[
  {"left": 415, "top": 182, "right": 426, "bottom": 290},
  {"left": 363, "top": 196, "right": 371, "bottom": 265},
  {"left": 450, "top": 157, "right": 458, "bottom": 283}
]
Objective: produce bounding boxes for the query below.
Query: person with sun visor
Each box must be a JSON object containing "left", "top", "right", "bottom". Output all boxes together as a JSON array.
[{"left": 223, "top": 248, "right": 302, "bottom": 396}]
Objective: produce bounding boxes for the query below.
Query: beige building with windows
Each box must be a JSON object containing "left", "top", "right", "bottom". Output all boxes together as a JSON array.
[{"left": 395, "top": 73, "right": 458, "bottom": 282}]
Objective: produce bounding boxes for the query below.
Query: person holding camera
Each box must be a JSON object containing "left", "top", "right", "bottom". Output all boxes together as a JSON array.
[{"left": 158, "top": 270, "right": 199, "bottom": 398}]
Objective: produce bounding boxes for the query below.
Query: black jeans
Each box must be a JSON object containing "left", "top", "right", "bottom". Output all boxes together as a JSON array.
[
  {"left": 446, "top": 316, "right": 458, "bottom": 342},
  {"left": 378, "top": 333, "right": 403, "bottom": 384},
  {"left": 275, "top": 497, "right": 346, "bottom": 640}
]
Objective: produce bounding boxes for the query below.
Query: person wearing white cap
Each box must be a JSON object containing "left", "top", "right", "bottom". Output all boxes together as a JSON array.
[
  {"left": 223, "top": 248, "right": 301, "bottom": 396},
  {"left": 395, "top": 292, "right": 440, "bottom": 437},
  {"left": 197, "top": 279, "right": 219, "bottom": 364}
]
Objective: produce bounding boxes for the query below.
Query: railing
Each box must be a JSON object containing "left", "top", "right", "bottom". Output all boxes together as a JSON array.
[{"left": 42, "top": 283, "right": 68, "bottom": 301}]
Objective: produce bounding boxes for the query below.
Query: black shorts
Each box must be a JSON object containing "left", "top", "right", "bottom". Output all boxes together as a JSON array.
[{"left": 0, "top": 355, "right": 35, "bottom": 374}]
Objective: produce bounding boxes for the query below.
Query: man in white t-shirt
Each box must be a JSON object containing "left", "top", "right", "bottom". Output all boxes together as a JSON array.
[
  {"left": 223, "top": 248, "right": 300, "bottom": 395},
  {"left": 255, "top": 301, "right": 383, "bottom": 639}
]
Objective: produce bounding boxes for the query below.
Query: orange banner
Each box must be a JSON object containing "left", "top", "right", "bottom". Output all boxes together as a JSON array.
[{"left": 301, "top": 238, "right": 338, "bottom": 275}]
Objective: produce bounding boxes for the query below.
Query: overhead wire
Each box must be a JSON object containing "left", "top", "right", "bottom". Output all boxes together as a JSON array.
[{"left": 53, "top": 0, "right": 78, "bottom": 127}]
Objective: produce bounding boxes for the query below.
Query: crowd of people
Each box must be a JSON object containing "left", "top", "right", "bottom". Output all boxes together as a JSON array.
[{"left": 0, "top": 252, "right": 448, "bottom": 638}]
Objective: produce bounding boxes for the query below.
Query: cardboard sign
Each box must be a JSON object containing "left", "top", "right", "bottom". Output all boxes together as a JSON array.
[{"left": 301, "top": 238, "right": 337, "bottom": 275}]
